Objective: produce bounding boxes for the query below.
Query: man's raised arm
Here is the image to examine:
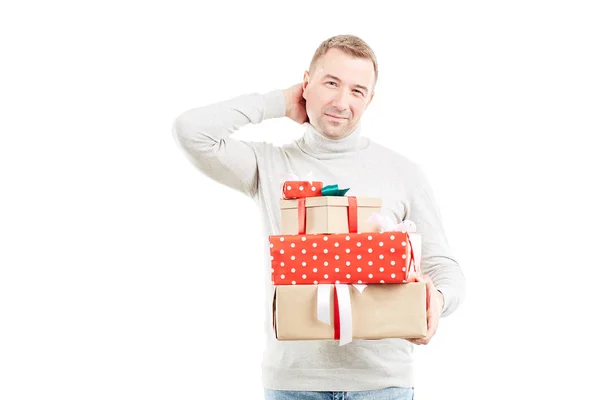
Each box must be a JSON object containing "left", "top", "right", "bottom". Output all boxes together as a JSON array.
[{"left": 172, "top": 90, "right": 286, "bottom": 196}]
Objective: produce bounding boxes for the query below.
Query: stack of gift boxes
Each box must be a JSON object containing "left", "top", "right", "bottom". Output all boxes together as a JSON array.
[{"left": 268, "top": 180, "right": 428, "bottom": 345}]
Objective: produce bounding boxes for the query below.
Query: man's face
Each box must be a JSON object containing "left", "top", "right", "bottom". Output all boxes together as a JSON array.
[{"left": 302, "top": 48, "right": 375, "bottom": 140}]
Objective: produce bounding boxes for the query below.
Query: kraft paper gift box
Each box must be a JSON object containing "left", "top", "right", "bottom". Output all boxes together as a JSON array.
[
  {"left": 269, "top": 230, "right": 421, "bottom": 285},
  {"left": 280, "top": 196, "right": 382, "bottom": 235},
  {"left": 272, "top": 282, "right": 427, "bottom": 344}
]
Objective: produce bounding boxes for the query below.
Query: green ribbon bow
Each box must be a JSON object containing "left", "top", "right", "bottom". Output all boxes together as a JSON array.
[{"left": 321, "top": 184, "right": 350, "bottom": 197}]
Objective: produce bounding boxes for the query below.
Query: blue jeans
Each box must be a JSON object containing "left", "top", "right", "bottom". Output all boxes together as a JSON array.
[{"left": 264, "top": 387, "right": 414, "bottom": 399}]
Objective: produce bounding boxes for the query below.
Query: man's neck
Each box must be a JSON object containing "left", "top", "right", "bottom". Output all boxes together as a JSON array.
[{"left": 296, "top": 122, "right": 370, "bottom": 159}]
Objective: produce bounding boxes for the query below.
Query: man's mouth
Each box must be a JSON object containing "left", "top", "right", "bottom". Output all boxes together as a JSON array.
[{"left": 325, "top": 114, "right": 348, "bottom": 120}]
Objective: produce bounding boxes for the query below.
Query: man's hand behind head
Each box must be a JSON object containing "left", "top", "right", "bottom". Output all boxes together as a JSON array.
[{"left": 283, "top": 83, "right": 308, "bottom": 124}]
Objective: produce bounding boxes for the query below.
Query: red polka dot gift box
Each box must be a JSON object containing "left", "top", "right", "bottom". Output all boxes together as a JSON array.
[
  {"left": 269, "top": 230, "right": 421, "bottom": 286},
  {"left": 281, "top": 180, "right": 323, "bottom": 200}
]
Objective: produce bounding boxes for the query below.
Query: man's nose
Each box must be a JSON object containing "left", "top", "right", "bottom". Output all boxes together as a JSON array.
[{"left": 331, "top": 89, "right": 351, "bottom": 111}]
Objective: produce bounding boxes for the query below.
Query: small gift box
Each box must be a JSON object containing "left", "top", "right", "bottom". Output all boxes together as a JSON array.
[
  {"left": 269, "top": 229, "right": 421, "bottom": 285},
  {"left": 272, "top": 282, "right": 427, "bottom": 344},
  {"left": 280, "top": 195, "right": 382, "bottom": 235},
  {"left": 282, "top": 181, "right": 323, "bottom": 200}
]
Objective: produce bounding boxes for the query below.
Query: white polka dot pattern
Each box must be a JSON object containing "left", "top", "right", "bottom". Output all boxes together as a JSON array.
[{"left": 269, "top": 231, "right": 413, "bottom": 285}]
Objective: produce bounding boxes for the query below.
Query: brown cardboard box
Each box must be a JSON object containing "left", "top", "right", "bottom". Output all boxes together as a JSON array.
[
  {"left": 280, "top": 196, "right": 382, "bottom": 235},
  {"left": 273, "top": 282, "right": 427, "bottom": 341}
]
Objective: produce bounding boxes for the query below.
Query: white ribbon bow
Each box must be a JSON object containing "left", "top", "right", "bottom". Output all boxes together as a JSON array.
[
  {"left": 367, "top": 213, "right": 417, "bottom": 233},
  {"left": 316, "top": 283, "right": 367, "bottom": 346}
]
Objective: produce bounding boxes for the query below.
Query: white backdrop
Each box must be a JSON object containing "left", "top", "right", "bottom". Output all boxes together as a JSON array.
[{"left": 1, "top": 1, "right": 599, "bottom": 399}]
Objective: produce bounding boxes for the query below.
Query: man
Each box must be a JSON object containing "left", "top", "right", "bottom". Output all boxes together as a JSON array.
[{"left": 172, "top": 34, "right": 466, "bottom": 399}]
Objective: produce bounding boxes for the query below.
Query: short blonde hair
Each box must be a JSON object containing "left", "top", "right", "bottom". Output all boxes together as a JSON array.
[{"left": 309, "top": 34, "right": 378, "bottom": 87}]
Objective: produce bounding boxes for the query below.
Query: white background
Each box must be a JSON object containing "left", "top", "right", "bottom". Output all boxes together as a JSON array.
[{"left": 1, "top": 1, "right": 599, "bottom": 399}]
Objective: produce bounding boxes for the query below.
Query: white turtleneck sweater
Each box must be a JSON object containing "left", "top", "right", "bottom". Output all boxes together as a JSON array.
[{"left": 172, "top": 89, "right": 466, "bottom": 391}]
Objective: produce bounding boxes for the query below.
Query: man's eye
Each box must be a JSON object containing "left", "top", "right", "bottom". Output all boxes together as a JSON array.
[
  {"left": 353, "top": 89, "right": 364, "bottom": 96},
  {"left": 326, "top": 81, "right": 337, "bottom": 86}
]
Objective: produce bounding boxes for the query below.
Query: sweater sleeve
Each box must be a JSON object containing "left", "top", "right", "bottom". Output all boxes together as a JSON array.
[
  {"left": 406, "top": 167, "right": 466, "bottom": 317},
  {"left": 172, "top": 90, "right": 286, "bottom": 197}
]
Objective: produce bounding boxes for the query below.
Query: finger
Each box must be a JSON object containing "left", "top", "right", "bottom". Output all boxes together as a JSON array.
[
  {"left": 421, "top": 275, "right": 436, "bottom": 310},
  {"left": 414, "top": 327, "right": 434, "bottom": 345},
  {"left": 420, "top": 312, "right": 435, "bottom": 342},
  {"left": 408, "top": 337, "right": 428, "bottom": 345},
  {"left": 423, "top": 314, "right": 439, "bottom": 343}
]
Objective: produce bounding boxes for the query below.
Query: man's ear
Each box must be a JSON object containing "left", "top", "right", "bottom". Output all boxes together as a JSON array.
[
  {"left": 302, "top": 71, "right": 310, "bottom": 100},
  {"left": 366, "top": 91, "right": 375, "bottom": 108}
]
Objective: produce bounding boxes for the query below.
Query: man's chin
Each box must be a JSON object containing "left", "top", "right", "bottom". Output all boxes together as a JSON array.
[
  {"left": 321, "top": 129, "right": 349, "bottom": 140},
  {"left": 319, "top": 124, "right": 349, "bottom": 139}
]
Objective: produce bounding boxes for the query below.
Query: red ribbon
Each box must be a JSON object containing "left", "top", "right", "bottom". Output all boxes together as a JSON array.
[
  {"left": 347, "top": 196, "right": 357, "bottom": 233},
  {"left": 297, "top": 198, "right": 306, "bottom": 234},
  {"left": 406, "top": 234, "right": 416, "bottom": 276}
]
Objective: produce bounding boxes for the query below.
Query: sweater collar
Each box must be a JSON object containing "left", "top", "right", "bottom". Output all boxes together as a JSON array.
[{"left": 295, "top": 122, "right": 370, "bottom": 159}]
